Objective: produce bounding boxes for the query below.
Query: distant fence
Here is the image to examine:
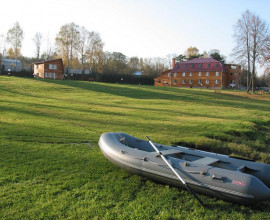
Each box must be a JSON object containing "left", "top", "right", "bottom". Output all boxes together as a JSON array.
[
  {"left": 99, "top": 73, "right": 154, "bottom": 85},
  {"left": 65, "top": 68, "right": 92, "bottom": 74},
  {"left": 0, "top": 70, "right": 34, "bottom": 78}
]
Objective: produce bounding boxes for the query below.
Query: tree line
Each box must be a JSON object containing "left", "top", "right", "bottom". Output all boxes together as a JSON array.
[
  {"left": 1, "top": 12, "right": 270, "bottom": 90},
  {"left": 0, "top": 22, "right": 169, "bottom": 78}
]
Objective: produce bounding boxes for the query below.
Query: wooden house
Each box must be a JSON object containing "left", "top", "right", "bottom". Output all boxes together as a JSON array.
[
  {"left": 154, "top": 58, "right": 241, "bottom": 89},
  {"left": 33, "top": 59, "right": 64, "bottom": 79}
]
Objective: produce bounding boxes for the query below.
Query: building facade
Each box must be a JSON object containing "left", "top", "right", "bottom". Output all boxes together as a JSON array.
[
  {"left": 1, "top": 59, "right": 23, "bottom": 72},
  {"left": 154, "top": 58, "right": 241, "bottom": 89},
  {"left": 33, "top": 59, "right": 64, "bottom": 79}
]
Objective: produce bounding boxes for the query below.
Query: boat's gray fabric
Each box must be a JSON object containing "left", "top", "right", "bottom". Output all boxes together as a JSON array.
[{"left": 193, "top": 157, "right": 219, "bottom": 165}]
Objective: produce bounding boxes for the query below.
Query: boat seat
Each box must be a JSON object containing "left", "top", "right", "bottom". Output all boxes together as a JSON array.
[
  {"left": 194, "top": 157, "right": 219, "bottom": 166},
  {"left": 151, "top": 149, "right": 183, "bottom": 157}
]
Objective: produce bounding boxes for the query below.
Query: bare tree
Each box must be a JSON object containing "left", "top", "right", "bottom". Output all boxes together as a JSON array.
[
  {"left": 6, "top": 22, "right": 24, "bottom": 69},
  {"left": 166, "top": 53, "right": 177, "bottom": 68},
  {"left": 56, "top": 23, "right": 80, "bottom": 74},
  {"left": 33, "top": 32, "right": 42, "bottom": 59},
  {"left": 233, "top": 10, "right": 270, "bottom": 93},
  {"left": 0, "top": 33, "right": 7, "bottom": 56},
  {"left": 85, "top": 31, "right": 104, "bottom": 73},
  {"left": 42, "top": 33, "right": 56, "bottom": 60},
  {"left": 76, "top": 26, "right": 89, "bottom": 73}
]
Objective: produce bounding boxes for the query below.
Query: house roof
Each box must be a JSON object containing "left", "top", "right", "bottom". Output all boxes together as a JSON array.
[
  {"left": 33, "top": 58, "right": 63, "bottom": 65},
  {"left": 172, "top": 58, "right": 224, "bottom": 72}
]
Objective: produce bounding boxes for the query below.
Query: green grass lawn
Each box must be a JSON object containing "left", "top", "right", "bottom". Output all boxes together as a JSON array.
[{"left": 0, "top": 76, "right": 270, "bottom": 219}]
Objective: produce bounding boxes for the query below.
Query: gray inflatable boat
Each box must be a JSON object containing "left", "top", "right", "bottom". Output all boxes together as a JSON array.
[{"left": 98, "top": 132, "right": 270, "bottom": 205}]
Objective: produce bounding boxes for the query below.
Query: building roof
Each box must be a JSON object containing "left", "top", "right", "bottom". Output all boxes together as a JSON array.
[
  {"left": 33, "top": 58, "right": 63, "bottom": 65},
  {"left": 172, "top": 57, "right": 224, "bottom": 73},
  {"left": 2, "top": 58, "right": 22, "bottom": 66}
]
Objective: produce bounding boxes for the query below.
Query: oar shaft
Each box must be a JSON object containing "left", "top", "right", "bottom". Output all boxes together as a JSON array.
[
  {"left": 147, "top": 137, "right": 186, "bottom": 185},
  {"left": 146, "top": 136, "right": 205, "bottom": 208}
]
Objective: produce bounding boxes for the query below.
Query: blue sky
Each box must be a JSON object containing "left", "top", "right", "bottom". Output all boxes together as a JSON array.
[{"left": 1, "top": 0, "right": 270, "bottom": 64}]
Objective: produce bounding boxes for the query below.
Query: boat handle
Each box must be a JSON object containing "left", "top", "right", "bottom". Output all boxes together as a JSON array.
[
  {"left": 121, "top": 150, "right": 163, "bottom": 165},
  {"left": 211, "top": 174, "right": 225, "bottom": 182}
]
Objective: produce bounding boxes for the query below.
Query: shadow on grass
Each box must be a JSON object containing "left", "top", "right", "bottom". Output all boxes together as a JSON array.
[{"left": 36, "top": 79, "right": 270, "bottom": 112}]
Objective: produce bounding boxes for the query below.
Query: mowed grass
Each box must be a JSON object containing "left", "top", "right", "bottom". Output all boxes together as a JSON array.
[{"left": 0, "top": 76, "right": 270, "bottom": 219}]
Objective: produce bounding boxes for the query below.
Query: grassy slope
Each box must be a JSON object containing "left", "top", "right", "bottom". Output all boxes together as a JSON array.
[{"left": 0, "top": 76, "right": 270, "bottom": 219}]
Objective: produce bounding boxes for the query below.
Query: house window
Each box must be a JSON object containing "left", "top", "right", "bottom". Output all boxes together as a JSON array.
[
  {"left": 206, "top": 79, "right": 209, "bottom": 84},
  {"left": 49, "top": 64, "right": 57, "bottom": 70},
  {"left": 207, "top": 64, "right": 210, "bottom": 67},
  {"left": 174, "top": 73, "right": 177, "bottom": 77},
  {"left": 45, "top": 72, "right": 48, "bottom": 78},
  {"left": 198, "top": 79, "right": 202, "bottom": 84},
  {"left": 189, "top": 79, "right": 192, "bottom": 84},
  {"left": 216, "top": 72, "right": 219, "bottom": 76},
  {"left": 231, "top": 65, "right": 237, "bottom": 69},
  {"left": 198, "top": 72, "right": 202, "bottom": 76},
  {"left": 189, "top": 72, "right": 192, "bottom": 76},
  {"left": 215, "top": 79, "right": 219, "bottom": 84},
  {"left": 191, "top": 64, "right": 194, "bottom": 68},
  {"left": 206, "top": 72, "right": 209, "bottom": 76},
  {"left": 158, "top": 80, "right": 161, "bottom": 84},
  {"left": 215, "top": 63, "right": 219, "bottom": 67},
  {"left": 199, "top": 64, "right": 202, "bottom": 68},
  {"left": 174, "top": 79, "right": 177, "bottom": 84},
  {"left": 168, "top": 73, "right": 171, "bottom": 77},
  {"left": 184, "top": 64, "right": 187, "bottom": 68},
  {"left": 182, "top": 79, "right": 186, "bottom": 84},
  {"left": 182, "top": 72, "right": 185, "bottom": 77}
]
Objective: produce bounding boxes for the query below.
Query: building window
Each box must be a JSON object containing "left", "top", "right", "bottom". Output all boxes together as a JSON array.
[
  {"left": 189, "top": 72, "right": 192, "bottom": 76},
  {"left": 207, "top": 64, "right": 210, "bottom": 67},
  {"left": 49, "top": 64, "right": 57, "bottom": 70},
  {"left": 215, "top": 79, "right": 219, "bottom": 84},
  {"left": 206, "top": 72, "right": 209, "bottom": 76},
  {"left": 198, "top": 79, "right": 202, "bottom": 85},
  {"left": 184, "top": 64, "right": 187, "bottom": 68},
  {"left": 182, "top": 79, "right": 186, "bottom": 84},
  {"left": 189, "top": 79, "right": 192, "bottom": 84},
  {"left": 199, "top": 64, "right": 202, "bottom": 68},
  {"left": 174, "top": 79, "right": 177, "bottom": 84},
  {"left": 168, "top": 73, "right": 171, "bottom": 77},
  {"left": 182, "top": 72, "right": 185, "bottom": 77},
  {"left": 191, "top": 64, "right": 194, "bottom": 68},
  {"left": 198, "top": 72, "right": 202, "bottom": 76},
  {"left": 215, "top": 63, "right": 219, "bottom": 67},
  {"left": 174, "top": 73, "right": 177, "bottom": 77},
  {"left": 216, "top": 72, "right": 219, "bottom": 76},
  {"left": 45, "top": 72, "right": 48, "bottom": 78},
  {"left": 231, "top": 65, "right": 237, "bottom": 69},
  {"left": 158, "top": 80, "right": 161, "bottom": 84},
  {"left": 206, "top": 79, "right": 209, "bottom": 84}
]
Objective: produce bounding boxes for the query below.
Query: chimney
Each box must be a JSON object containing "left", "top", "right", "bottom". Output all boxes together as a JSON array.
[{"left": 172, "top": 58, "right": 176, "bottom": 68}]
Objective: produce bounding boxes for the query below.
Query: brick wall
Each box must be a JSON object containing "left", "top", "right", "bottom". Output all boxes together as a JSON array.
[{"left": 33, "top": 59, "right": 64, "bottom": 79}]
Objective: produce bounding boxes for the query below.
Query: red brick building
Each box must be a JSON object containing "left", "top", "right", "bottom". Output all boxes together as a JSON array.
[
  {"left": 33, "top": 59, "right": 64, "bottom": 80},
  {"left": 154, "top": 58, "right": 241, "bottom": 89}
]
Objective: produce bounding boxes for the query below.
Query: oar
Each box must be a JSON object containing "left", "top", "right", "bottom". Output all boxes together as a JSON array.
[{"left": 146, "top": 136, "right": 205, "bottom": 208}]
